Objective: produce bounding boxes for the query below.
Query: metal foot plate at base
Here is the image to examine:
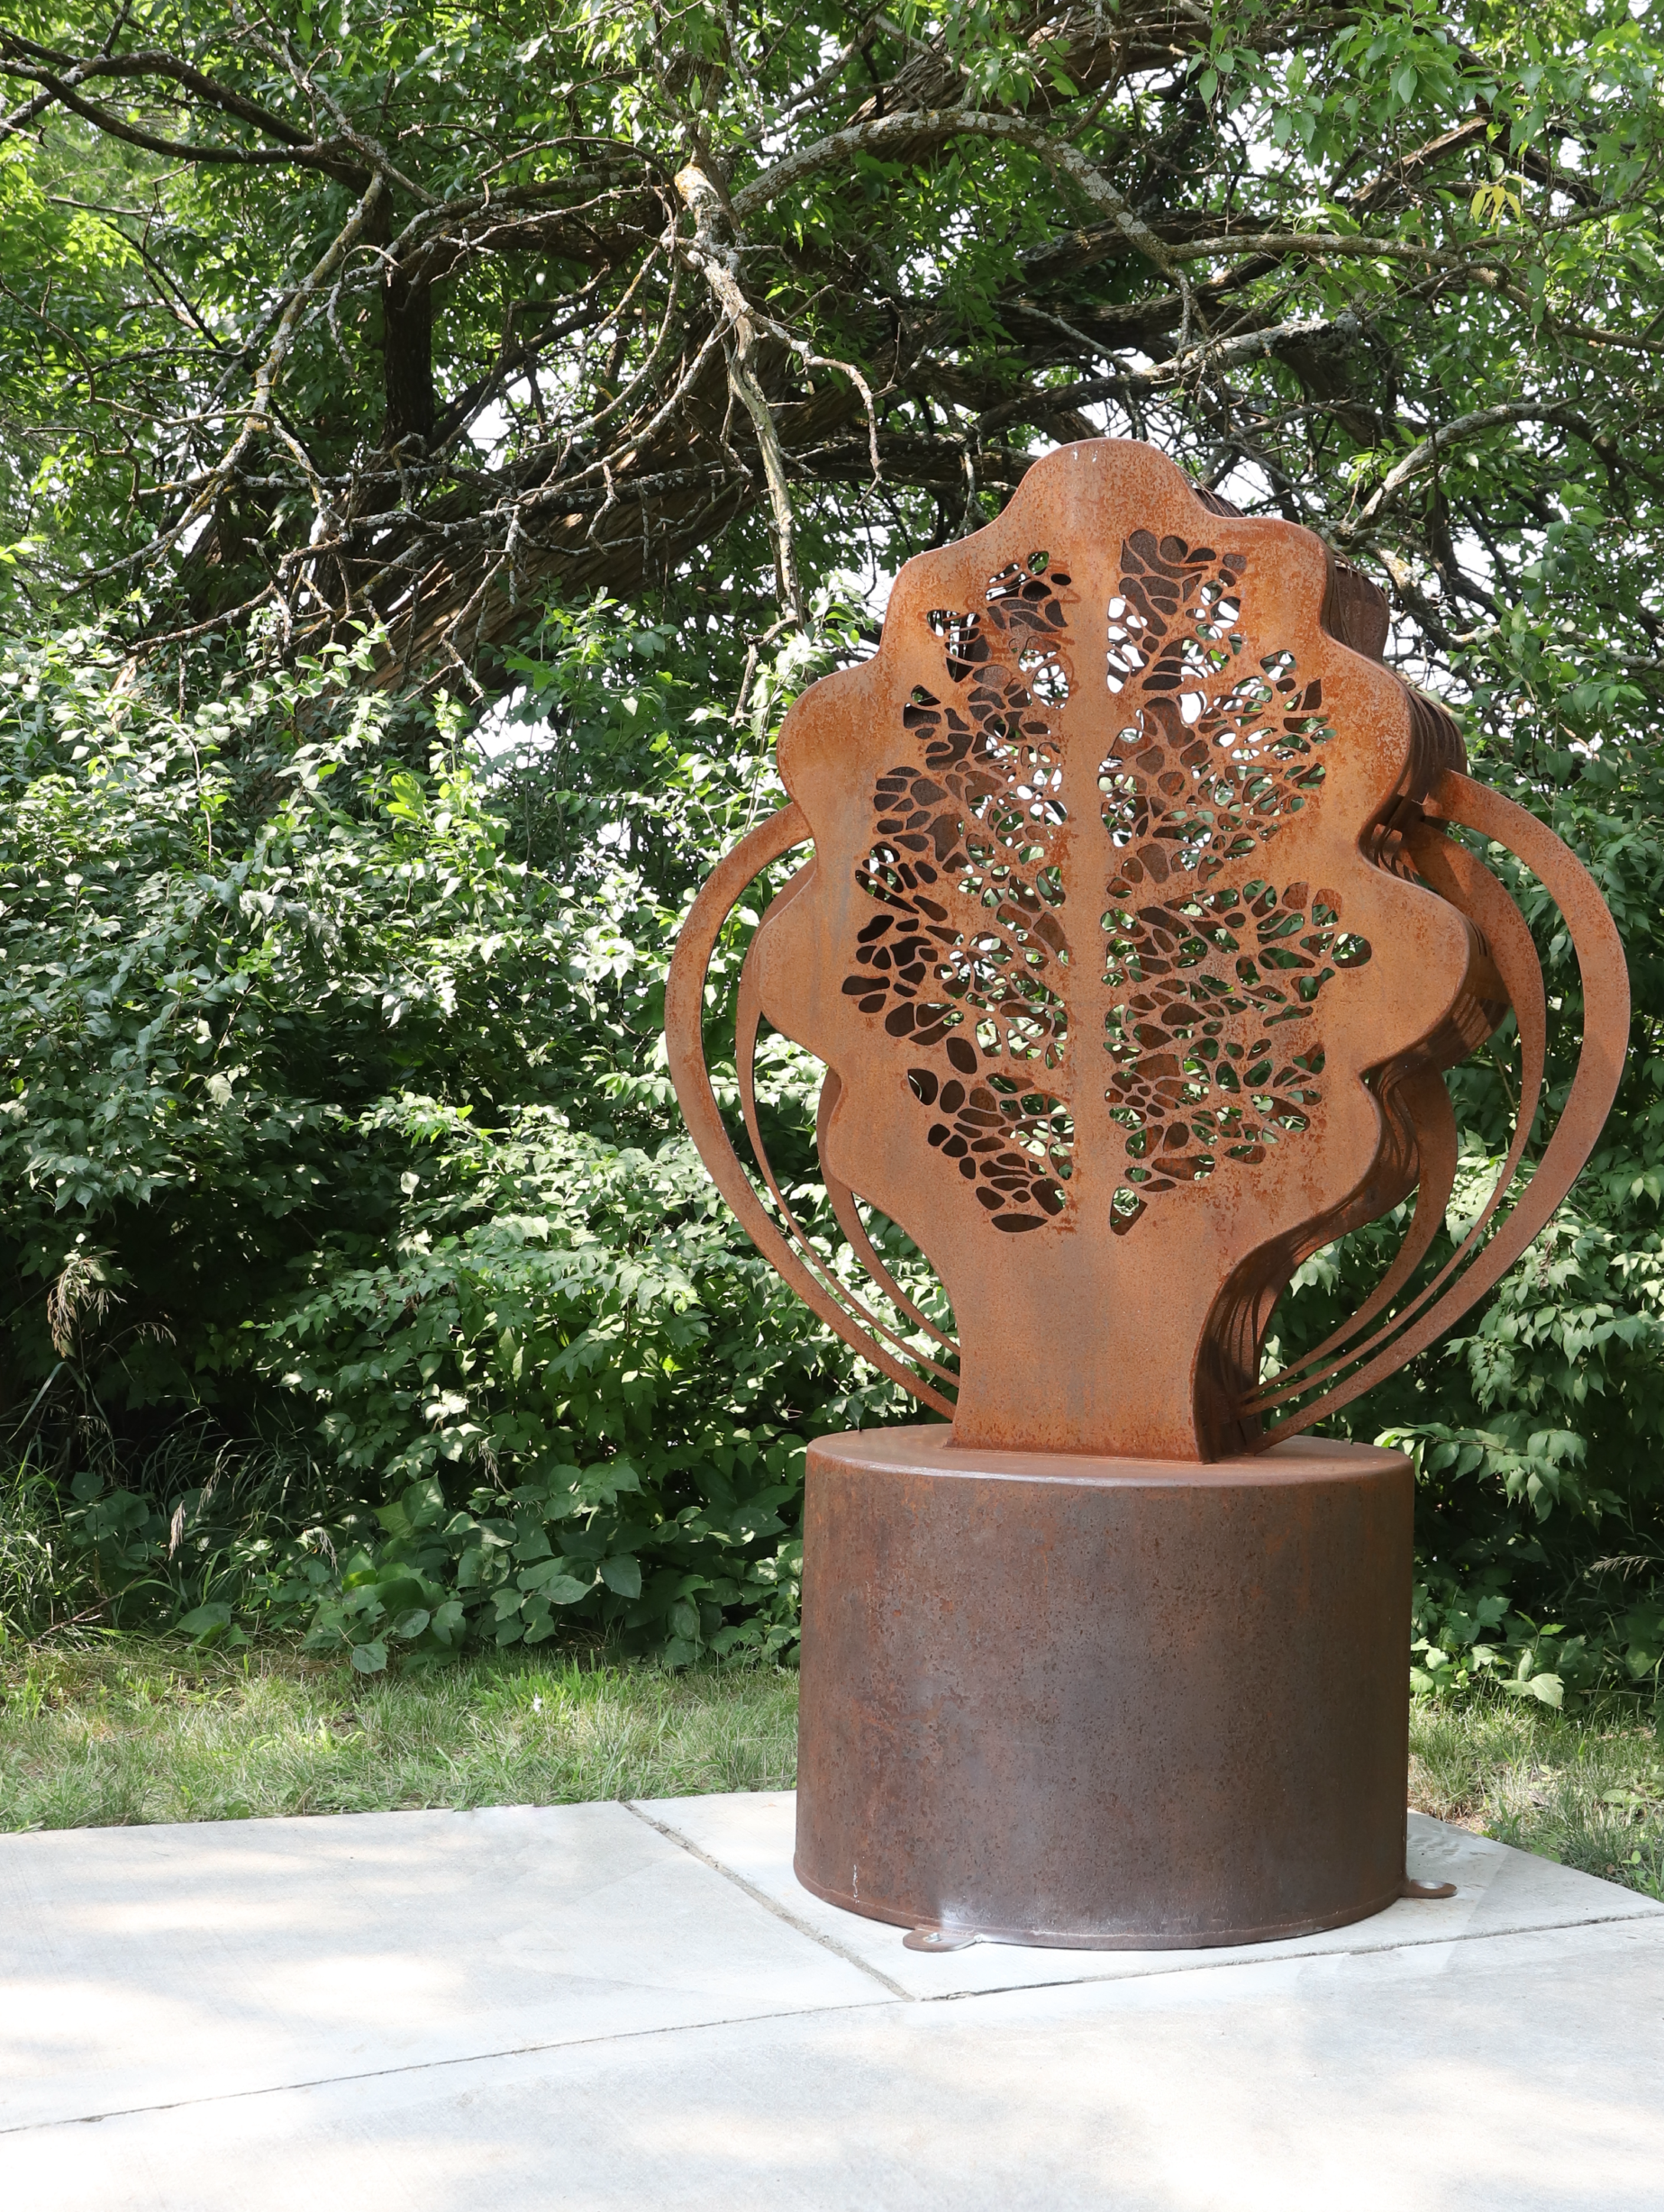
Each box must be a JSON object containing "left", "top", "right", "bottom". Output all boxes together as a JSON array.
[{"left": 795, "top": 1427, "right": 1415, "bottom": 1952}]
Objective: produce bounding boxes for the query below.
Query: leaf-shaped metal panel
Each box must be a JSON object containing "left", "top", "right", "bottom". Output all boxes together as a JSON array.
[{"left": 667, "top": 440, "right": 1628, "bottom": 1460}]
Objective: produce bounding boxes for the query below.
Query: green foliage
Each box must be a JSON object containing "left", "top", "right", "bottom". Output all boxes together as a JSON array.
[
  {"left": 0, "top": 1443, "right": 98, "bottom": 1645},
  {"left": 255, "top": 1117, "right": 858, "bottom": 1670},
  {"left": 1410, "top": 1695, "right": 1664, "bottom": 1899},
  {"left": 6, "top": 0, "right": 1664, "bottom": 658},
  {"left": 4, "top": 591, "right": 1659, "bottom": 1694},
  {"left": 0, "top": 1, "right": 1663, "bottom": 1694},
  {"left": 0, "top": 1642, "right": 801, "bottom": 1829},
  {"left": 0, "top": 604, "right": 913, "bottom": 1668}
]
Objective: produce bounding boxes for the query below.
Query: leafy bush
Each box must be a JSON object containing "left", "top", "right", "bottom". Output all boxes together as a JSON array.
[
  {"left": 0, "top": 606, "right": 920, "bottom": 1667},
  {"left": 248, "top": 1111, "right": 896, "bottom": 1671},
  {"left": 0, "top": 588, "right": 1661, "bottom": 1693}
]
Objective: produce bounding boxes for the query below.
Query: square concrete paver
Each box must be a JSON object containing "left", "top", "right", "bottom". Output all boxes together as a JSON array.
[
  {"left": 3, "top": 1790, "right": 1660, "bottom": 2210},
  {"left": 635, "top": 1790, "right": 1660, "bottom": 1996},
  {"left": 0, "top": 1800, "right": 883, "bottom": 2128}
]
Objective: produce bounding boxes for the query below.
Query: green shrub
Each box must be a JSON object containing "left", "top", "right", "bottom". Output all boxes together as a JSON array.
[
  {"left": 1, "top": 593, "right": 1662, "bottom": 1689},
  {"left": 0, "top": 608, "right": 923, "bottom": 1667}
]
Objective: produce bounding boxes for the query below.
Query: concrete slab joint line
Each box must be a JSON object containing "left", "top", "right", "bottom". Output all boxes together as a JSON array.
[
  {"left": 0, "top": 1800, "right": 887, "bottom": 2138},
  {"left": 634, "top": 1793, "right": 1664, "bottom": 2002},
  {"left": 622, "top": 1797, "right": 915, "bottom": 2000},
  {"left": 2, "top": 1794, "right": 1662, "bottom": 2212}
]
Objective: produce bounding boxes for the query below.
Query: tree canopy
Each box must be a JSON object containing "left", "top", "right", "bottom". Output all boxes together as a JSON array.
[
  {"left": 2, "top": 1, "right": 1663, "bottom": 1698},
  {"left": 4, "top": 0, "right": 1663, "bottom": 711}
]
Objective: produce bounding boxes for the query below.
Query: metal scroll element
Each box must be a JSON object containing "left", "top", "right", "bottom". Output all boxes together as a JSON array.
[
  {"left": 663, "top": 802, "right": 959, "bottom": 1416},
  {"left": 665, "top": 440, "right": 1629, "bottom": 1458},
  {"left": 1244, "top": 767, "right": 1630, "bottom": 1444},
  {"left": 667, "top": 768, "right": 1625, "bottom": 1443}
]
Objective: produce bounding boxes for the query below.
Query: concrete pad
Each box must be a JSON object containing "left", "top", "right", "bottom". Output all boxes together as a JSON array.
[
  {"left": 0, "top": 1800, "right": 886, "bottom": 2129},
  {"left": 3, "top": 1790, "right": 1660, "bottom": 2209},
  {"left": 636, "top": 1790, "right": 1664, "bottom": 1998},
  {"left": 6, "top": 1915, "right": 1662, "bottom": 2211}
]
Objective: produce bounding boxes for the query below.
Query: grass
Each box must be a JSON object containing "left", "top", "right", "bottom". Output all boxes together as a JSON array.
[
  {"left": 1409, "top": 1696, "right": 1664, "bottom": 1900},
  {"left": 1, "top": 1640, "right": 1659, "bottom": 1905},
  {"left": 0, "top": 1642, "right": 798, "bottom": 1830}
]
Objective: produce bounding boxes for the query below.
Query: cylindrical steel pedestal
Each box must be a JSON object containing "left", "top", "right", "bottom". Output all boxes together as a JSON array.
[{"left": 795, "top": 1426, "right": 1414, "bottom": 1949}]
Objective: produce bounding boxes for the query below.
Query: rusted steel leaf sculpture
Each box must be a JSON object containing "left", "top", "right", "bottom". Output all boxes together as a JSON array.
[{"left": 667, "top": 440, "right": 1629, "bottom": 1951}]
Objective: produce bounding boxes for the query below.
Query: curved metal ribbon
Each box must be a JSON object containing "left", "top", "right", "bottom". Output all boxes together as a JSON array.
[
  {"left": 1248, "top": 829, "right": 1541, "bottom": 1412},
  {"left": 817, "top": 1072, "right": 960, "bottom": 1356},
  {"left": 1271, "top": 1060, "right": 1460, "bottom": 1386},
  {"left": 665, "top": 802, "right": 958, "bottom": 1417},
  {"left": 1251, "top": 769, "right": 1629, "bottom": 1446},
  {"left": 733, "top": 865, "right": 961, "bottom": 1388}
]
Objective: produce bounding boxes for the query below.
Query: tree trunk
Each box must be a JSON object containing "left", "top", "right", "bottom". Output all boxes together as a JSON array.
[{"left": 373, "top": 191, "right": 435, "bottom": 449}]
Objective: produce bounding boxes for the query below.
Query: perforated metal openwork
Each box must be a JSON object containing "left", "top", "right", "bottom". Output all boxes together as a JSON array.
[
  {"left": 841, "top": 554, "right": 1077, "bottom": 1235},
  {"left": 1103, "top": 879, "right": 1361, "bottom": 1232},
  {"left": 1102, "top": 534, "right": 1332, "bottom": 895},
  {"left": 668, "top": 440, "right": 1629, "bottom": 1460}
]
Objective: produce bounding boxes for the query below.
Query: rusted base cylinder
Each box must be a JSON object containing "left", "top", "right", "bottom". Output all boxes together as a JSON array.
[{"left": 795, "top": 1426, "right": 1414, "bottom": 1950}]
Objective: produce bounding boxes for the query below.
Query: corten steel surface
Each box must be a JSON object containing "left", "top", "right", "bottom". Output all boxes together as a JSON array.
[
  {"left": 666, "top": 437, "right": 1630, "bottom": 1455},
  {"left": 795, "top": 1428, "right": 1414, "bottom": 1949},
  {"left": 664, "top": 436, "right": 1629, "bottom": 1949}
]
